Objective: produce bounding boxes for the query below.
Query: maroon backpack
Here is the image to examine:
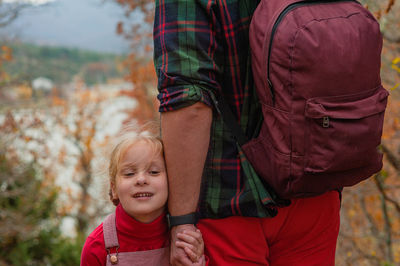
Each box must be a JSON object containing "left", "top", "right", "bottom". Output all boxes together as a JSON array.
[{"left": 221, "top": 0, "right": 389, "bottom": 199}]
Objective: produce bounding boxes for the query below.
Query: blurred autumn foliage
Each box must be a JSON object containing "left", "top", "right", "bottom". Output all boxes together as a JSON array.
[
  {"left": 0, "top": 85, "right": 134, "bottom": 263},
  {"left": 0, "top": 111, "right": 82, "bottom": 265},
  {"left": 0, "top": 0, "right": 159, "bottom": 263},
  {"left": 114, "top": 0, "right": 154, "bottom": 51},
  {"left": 120, "top": 54, "right": 158, "bottom": 124},
  {"left": 0, "top": 0, "right": 159, "bottom": 262},
  {"left": 0, "top": 45, "right": 13, "bottom": 88},
  {"left": 113, "top": 0, "right": 158, "bottom": 124}
]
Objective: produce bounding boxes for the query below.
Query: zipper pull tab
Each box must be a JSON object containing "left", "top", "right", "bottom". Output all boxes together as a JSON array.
[{"left": 322, "top": 116, "right": 329, "bottom": 128}]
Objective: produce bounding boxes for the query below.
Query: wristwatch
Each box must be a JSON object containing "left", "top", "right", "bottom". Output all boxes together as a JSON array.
[{"left": 167, "top": 212, "right": 198, "bottom": 228}]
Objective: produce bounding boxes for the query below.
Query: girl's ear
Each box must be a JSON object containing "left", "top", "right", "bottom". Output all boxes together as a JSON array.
[{"left": 109, "top": 183, "right": 119, "bottom": 206}]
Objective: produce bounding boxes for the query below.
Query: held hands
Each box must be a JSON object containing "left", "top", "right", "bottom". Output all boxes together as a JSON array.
[
  {"left": 176, "top": 228, "right": 205, "bottom": 265},
  {"left": 170, "top": 224, "right": 206, "bottom": 266}
]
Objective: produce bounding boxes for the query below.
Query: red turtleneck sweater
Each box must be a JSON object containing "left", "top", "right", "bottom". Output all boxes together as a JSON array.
[{"left": 80, "top": 204, "right": 169, "bottom": 266}]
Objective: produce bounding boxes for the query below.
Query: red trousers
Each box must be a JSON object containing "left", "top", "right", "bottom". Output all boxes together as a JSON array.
[{"left": 197, "top": 191, "right": 340, "bottom": 266}]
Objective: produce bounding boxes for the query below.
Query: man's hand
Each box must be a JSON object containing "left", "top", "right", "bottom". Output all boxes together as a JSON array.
[{"left": 170, "top": 224, "right": 199, "bottom": 266}]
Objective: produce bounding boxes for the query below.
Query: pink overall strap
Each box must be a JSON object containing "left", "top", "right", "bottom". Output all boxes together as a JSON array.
[
  {"left": 103, "top": 213, "right": 119, "bottom": 250},
  {"left": 102, "top": 212, "right": 170, "bottom": 265}
]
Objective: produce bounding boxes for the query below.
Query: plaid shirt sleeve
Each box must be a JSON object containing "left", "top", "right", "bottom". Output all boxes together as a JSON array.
[{"left": 153, "top": 0, "right": 221, "bottom": 112}]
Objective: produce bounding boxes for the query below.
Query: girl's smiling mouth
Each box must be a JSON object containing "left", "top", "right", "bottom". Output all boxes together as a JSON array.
[{"left": 133, "top": 192, "right": 153, "bottom": 198}]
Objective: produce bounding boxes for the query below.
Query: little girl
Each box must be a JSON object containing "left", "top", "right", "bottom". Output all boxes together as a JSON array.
[{"left": 81, "top": 128, "right": 206, "bottom": 266}]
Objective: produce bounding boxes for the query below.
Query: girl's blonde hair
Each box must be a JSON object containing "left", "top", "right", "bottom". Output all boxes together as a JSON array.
[{"left": 108, "top": 123, "right": 163, "bottom": 206}]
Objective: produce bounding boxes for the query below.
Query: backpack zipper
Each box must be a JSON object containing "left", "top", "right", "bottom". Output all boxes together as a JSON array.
[{"left": 266, "top": 0, "right": 358, "bottom": 103}]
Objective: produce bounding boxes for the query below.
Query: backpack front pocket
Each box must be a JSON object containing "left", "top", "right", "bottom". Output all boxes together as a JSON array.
[{"left": 304, "top": 86, "right": 388, "bottom": 173}]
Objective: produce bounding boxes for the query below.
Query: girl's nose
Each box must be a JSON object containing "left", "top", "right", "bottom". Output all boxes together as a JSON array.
[{"left": 136, "top": 173, "right": 147, "bottom": 185}]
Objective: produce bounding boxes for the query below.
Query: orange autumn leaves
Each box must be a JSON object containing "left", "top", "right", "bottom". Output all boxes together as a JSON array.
[{"left": 0, "top": 46, "right": 13, "bottom": 83}]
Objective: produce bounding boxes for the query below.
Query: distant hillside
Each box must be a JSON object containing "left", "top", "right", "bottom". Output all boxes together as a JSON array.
[{"left": 2, "top": 41, "right": 127, "bottom": 85}]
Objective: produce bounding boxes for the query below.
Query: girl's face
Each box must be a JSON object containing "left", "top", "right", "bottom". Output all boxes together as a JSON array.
[{"left": 112, "top": 140, "right": 168, "bottom": 223}]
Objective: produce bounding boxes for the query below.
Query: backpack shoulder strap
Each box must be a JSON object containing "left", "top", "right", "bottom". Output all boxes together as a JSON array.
[{"left": 103, "top": 212, "right": 119, "bottom": 249}]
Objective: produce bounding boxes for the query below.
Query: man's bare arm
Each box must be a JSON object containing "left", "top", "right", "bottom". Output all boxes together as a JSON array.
[
  {"left": 161, "top": 102, "right": 212, "bottom": 266},
  {"left": 161, "top": 102, "right": 212, "bottom": 216}
]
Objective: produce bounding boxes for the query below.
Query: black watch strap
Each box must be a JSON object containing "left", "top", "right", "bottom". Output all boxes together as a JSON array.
[{"left": 167, "top": 212, "right": 198, "bottom": 228}]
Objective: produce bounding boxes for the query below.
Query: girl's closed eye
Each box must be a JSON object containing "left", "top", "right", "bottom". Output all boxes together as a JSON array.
[
  {"left": 123, "top": 169, "right": 136, "bottom": 176},
  {"left": 149, "top": 169, "right": 160, "bottom": 175}
]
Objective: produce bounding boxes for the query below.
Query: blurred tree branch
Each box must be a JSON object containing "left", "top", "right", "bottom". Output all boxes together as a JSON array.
[
  {"left": 362, "top": 0, "right": 400, "bottom": 43},
  {"left": 374, "top": 171, "right": 400, "bottom": 215},
  {"left": 111, "top": 0, "right": 153, "bottom": 56},
  {"left": 104, "top": 0, "right": 158, "bottom": 124},
  {"left": 0, "top": 0, "right": 28, "bottom": 28},
  {"left": 52, "top": 91, "right": 111, "bottom": 235},
  {"left": 381, "top": 143, "right": 400, "bottom": 174}
]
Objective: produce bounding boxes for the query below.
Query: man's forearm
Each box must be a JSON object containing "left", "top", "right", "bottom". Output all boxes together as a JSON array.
[{"left": 161, "top": 102, "right": 212, "bottom": 216}]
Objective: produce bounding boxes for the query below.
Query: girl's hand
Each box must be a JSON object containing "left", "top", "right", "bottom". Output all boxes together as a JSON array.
[{"left": 175, "top": 229, "right": 204, "bottom": 264}]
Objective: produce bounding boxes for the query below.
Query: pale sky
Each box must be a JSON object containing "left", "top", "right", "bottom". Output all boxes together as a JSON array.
[
  {"left": 1, "top": 0, "right": 130, "bottom": 53},
  {"left": 3, "top": 0, "right": 56, "bottom": 5}
]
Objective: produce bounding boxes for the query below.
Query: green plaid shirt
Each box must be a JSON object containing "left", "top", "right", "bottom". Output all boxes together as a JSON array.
[{"left": 154, "top": 0, "right": 281, "bottom": 219}]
